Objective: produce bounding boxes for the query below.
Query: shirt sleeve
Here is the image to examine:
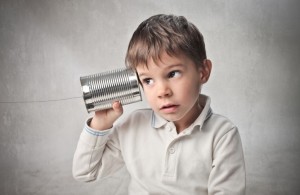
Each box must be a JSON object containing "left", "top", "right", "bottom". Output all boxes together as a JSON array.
[
  {"left": 72, "top": 118, "right": 124, "bottom": 182},
  {"left": 208, "top": 127, "right": 246, "bottom": 195}
]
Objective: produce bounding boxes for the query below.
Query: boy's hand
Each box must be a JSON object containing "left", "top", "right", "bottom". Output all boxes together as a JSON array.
[{"left": 90, "top": 101, "right": 123, "bottom": 130}]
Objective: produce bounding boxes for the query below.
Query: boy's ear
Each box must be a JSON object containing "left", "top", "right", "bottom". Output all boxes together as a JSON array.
[{"left": 199, "top": 59, "right": 212, "bottom": 84}]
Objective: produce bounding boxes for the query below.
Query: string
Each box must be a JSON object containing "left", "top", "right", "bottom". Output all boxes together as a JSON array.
[{"left": 0, "top": 96, "right": 82, "bottom": 104}]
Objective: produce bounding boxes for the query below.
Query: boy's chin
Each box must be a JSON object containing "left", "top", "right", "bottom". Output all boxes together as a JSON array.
[{"left": 159, "top": 113, "right": 184, "bottom": 123}]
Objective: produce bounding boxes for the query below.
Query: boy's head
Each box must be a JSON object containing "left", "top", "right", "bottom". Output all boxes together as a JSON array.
[
  {"left": 125, "top": 14, "right": 207, "bottom": 69},
  {"left": 125, "top": 14, "right": 212, "bottom": 131}
]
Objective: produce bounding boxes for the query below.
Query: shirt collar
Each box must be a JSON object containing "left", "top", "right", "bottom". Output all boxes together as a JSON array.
[
  {"left": 151, "top": 94, "right": 213, "bottom": 130},
  {"left": 151, "top": 110, "right": 168, "bottom": 128}
]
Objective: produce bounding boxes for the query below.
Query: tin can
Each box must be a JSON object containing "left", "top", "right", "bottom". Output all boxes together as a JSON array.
[{"left": 80, "top": 68, "right": 142, "bottom": 113}]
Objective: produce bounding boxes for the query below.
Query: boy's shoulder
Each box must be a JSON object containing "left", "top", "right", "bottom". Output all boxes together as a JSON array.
[
  {"left": 118, "top": 108, "right": 153, "bottom": 126},
  {"left": 129, "top": 108, "right": 153, "bottom": 118},
  {"left": 113, "top": 109, "right": 154, "bottom": 136},
  {"left": 204, "top": 111, "right": 238, "bottom": 137},
  {"left": 209, "top": 112, "right": 236, "bottom": 126}
]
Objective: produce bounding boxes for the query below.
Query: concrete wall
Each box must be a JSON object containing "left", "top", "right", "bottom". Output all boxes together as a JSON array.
[{"left": 0, "top": 0, "right": 299, "bottom": 194}]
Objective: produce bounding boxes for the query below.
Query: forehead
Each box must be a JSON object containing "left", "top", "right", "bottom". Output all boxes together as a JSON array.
[
  {"left": 136, "top": 52, "right": 194, "bottom": 73},
  {"left": 138, "top": 52, "right": 189, "bottom": 69}
]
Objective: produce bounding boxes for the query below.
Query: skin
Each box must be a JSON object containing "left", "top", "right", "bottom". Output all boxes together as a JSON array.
[{"left": 90, "top": 52, "right": 212, "bottom": 133}]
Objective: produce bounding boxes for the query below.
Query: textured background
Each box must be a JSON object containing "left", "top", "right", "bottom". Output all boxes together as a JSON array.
[{"left": 0, "top": 0, "right": 299, "bottom": 194}]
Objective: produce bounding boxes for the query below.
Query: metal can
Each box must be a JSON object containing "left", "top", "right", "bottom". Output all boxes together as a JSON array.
[{"left": 80, "top": 68, "right": 142, "bottom": 113}]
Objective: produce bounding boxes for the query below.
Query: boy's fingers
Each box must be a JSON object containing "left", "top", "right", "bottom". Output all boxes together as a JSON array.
[{"left": 112, "top": 101, "right": 123, "bottom": 115}]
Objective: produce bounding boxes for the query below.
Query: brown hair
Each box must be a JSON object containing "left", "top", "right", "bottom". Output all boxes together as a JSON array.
[{"left": 125, "top": 14, "right": 207, "bottom": 69}]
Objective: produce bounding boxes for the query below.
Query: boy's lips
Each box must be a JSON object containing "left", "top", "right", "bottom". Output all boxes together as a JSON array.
[{"left": 160, "top": 104, "right": 179, "bottom": 113}]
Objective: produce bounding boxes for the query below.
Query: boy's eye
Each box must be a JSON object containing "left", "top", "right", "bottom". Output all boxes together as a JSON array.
[
  {"left": 142, "top": 78, "right": 154, "bottom": 85},
  {"left": 168, "top": 71, "right": 181, "bottom": 78}
]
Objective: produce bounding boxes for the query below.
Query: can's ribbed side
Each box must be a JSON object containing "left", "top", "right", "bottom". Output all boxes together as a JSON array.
[{"left": 80, "top": 68, "right": 142, "bottom": 113}]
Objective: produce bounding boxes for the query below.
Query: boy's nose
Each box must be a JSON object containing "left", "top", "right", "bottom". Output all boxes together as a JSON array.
[{"left": 157, "top": 82, "right": 172, "bottom": 98}]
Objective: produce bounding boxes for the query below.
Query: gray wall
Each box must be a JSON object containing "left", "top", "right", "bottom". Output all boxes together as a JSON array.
[{"left": 0, "top": 0, "right": 299, "bottom": 194}]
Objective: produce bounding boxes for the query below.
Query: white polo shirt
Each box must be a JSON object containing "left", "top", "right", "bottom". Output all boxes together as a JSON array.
[{"left": 73, "top": 95, "right": 246, "bottom": 195}]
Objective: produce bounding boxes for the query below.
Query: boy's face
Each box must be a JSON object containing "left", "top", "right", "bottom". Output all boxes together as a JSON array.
[{"left": 136, "top": 52, "right": 210, "bottom": 130}]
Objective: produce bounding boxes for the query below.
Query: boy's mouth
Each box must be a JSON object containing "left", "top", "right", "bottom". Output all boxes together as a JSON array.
[{"left": 160, "top": 104, "right": 179, "bottom": 112}]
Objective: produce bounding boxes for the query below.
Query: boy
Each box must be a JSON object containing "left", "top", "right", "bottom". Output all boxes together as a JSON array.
[{"left": 73, "top": 14, "right": 246, "bottom": 194}]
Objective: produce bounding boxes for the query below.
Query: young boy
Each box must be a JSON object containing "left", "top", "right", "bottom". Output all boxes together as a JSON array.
[{"left": 73, "top": 14, "right": 246, "bottom": 194}]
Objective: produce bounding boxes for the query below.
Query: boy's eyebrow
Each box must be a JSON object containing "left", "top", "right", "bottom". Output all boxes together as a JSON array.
[
  {"left": 137, "top": 70, "right": 150, "bottom": 78},
  {"left": 163, "top": 63, "right": 186, "bottom": 71},
  {"left": 166, "top": 63, "right": 185, "bottom": 69},
  {"left": 137, "top": 72, "right": 147, "bottom": 78},
  {"left": 137, "top": 64, "right": 185, "bottom": 77}
]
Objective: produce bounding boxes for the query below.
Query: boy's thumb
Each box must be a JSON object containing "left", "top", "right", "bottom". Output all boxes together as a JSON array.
[{"left": 112, "top": 101, "right": 123, "bottom": 117}]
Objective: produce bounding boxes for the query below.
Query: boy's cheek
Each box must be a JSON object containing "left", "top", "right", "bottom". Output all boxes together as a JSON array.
[
  {"left": 143, "top": 90, "right": 156, "bottom": 103},
  {"left": 143, "top": 90, "right": 151, "bottom": 99}
]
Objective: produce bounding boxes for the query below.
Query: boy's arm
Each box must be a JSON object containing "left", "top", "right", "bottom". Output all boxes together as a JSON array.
[
  {"left": 72, "top": 102, "right": 124, "bottom": 182},
  {"left": 208, "top": 127, "right": 246, "bottom": 195},
  {"left": 72, "top": 120, "right": 124, "bottom": 182}
]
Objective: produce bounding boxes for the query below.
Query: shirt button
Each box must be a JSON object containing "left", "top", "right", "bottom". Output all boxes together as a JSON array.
[
  {"left": 169, "top": 147, "right": 175, "bottom": 154},
  {"left": 166, "top": 126, "right": 172, "bottom": 131}
]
